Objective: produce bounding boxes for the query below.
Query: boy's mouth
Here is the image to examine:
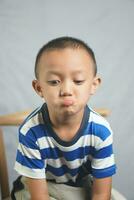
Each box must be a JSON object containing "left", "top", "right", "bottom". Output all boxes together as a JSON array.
[{"left": 62, "top": 99, "right": 74, "bottom": 106}]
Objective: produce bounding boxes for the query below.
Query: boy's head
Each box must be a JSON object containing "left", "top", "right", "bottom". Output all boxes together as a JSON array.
[
  {"left": 34, "top": 36, "right": 97, "bottom": 79},
  {"left": 33, "top": 36, "right": 101, "bottom": 119}
]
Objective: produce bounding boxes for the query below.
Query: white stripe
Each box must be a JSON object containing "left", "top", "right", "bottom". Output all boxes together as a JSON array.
[
  {"left": 20, "top": 112, "right": 44, "bottom": 135},
  {"left": 37, "top": 136, "right": 55, "bottom": 149},
  {"left": 14, "top": 162, "right": 46, "bottom": 179},
  {"left": 26, "top": 106, "right": 41, "bottom": 121},
  {"left": 47, "top": 155, "right": 89, "bottom": 169},
  {"left": 18, "top": 143, "right": 41, "bottom": 159},
  {"left": 46, "top": 171, "right": 77, "bottom": 183},
  {"left": 37, "top": 134, "right": 103, "bottom": 151},
  {"left": 89, "top": 110, "right": 112, "bottom": 131},
  {"left": 92, "top": 154, "right": 115, "bottom": 169},
  {"left": 97, "top": 134, "right": 113, "bottom": 149}
]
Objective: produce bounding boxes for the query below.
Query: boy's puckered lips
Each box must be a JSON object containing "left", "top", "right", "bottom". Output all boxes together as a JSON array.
[{"left": 61, "top": 99, "right": 74, "bottom": 106}]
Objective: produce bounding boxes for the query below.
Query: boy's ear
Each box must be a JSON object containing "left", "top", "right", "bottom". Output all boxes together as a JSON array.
[
  {"left": 90, "top": 75, "right": 101, "bottom": 95},
  {"left": 32, "top": 80, "right": 43, "bottom": 98}
]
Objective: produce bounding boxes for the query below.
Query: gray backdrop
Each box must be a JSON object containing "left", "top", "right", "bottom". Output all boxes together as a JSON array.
[{"left": 0, "top": 0, "right": 134, "bottom": 199}]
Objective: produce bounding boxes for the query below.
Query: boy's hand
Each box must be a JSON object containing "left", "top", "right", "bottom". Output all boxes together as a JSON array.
[
  {"left": 92, "top": 177, "right": 112, "bottom": 200},
  {"left": 26, "top": 177, "right": 50, "bottom": 200}
]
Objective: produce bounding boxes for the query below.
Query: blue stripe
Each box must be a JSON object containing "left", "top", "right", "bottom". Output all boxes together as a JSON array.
[
  {"left": 47, "top": 164, "right": 79, "bottom": 177},
  {"left": 20, "top": 121, "right": 111, "bottom": 145},
  {"left": 86, "top": 122, "right": 111, "bottom": 140},
  {"left": 20, "top": 124, "right": 49, "bottom": 139},
  {"left": 92, "top": 164, "right": 116, "bottom": 178},
  {"left": 41, "top": 146, "right": 95, "bottom": 161},
  {"left": 16, "top": 150, "right": 44, "bottom": 169},
  {"left": 30, "top": 125, "right": 49, "bottom": 138},
  {"left": 19, "top": 133, "right": 37, "bottom": 149},
  {"left": 93, "top": 144, "right": 113, "bottom": 159},
  {"left": 63, "top": 146, "right": 92, "bottom": 160}
]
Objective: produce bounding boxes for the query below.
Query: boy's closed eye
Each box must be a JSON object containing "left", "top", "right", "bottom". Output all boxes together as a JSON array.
[
  {"left": 47, "top": 79, "right": 85, "bottom": 86},
  {"left": 47, "top": 80, "right": 60, "bottom": 86},
  {"left": 73, "top": 80, "right": 85, "bottom": 85}
]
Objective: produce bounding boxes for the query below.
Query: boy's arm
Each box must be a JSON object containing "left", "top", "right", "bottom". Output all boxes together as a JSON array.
[
  {"left": 92, "top": 177, "right": 112, "bottom": 200},
  {"left": 26, "top": 177, "right": 50, "bottom": 200}
]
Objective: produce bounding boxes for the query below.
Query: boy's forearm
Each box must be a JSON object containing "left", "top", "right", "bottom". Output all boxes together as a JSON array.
[
  {"left": 92, "top": 193, "right": 111, "bottom": 200},
  {"left": 91, "top": 177, "right": 112, "bottom": 200},
  {"left": 31, "top": 195, "right": 50, "bottom": 200},
  {"left": 29, "top": 190, "right": 50, "bottom": 200},
  {"left": 26, "top": 177, "right": 50, "bottom": 200}
]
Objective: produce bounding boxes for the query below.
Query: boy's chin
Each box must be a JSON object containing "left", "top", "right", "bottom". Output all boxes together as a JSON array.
[
  {"left": 61, "top": 107, "right": 75, "bottom": 115},
  {"left": 60, "top": 106, "right": 84, "bottom": 117}
]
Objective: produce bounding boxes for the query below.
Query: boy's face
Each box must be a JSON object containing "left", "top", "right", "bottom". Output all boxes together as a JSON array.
[{"left": 33, "top": 48, "right": 100, "bottom": 119}]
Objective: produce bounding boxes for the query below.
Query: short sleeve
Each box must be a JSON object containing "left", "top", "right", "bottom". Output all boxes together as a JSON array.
[
  {"left": 14, "top": 128, "right": 46, "bottom": 179},
  {"left": 91, "top": 124, "right": 116, "bottom": 178}
]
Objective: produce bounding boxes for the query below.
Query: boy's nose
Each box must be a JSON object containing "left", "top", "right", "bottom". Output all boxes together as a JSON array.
[{"left": 60, "top": 81, "right": 73, "bottom": 96}]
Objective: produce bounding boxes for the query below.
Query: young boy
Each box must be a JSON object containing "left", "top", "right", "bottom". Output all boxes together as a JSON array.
[{"left": 14, "top": 36, "right": 116, "bottom": 200}]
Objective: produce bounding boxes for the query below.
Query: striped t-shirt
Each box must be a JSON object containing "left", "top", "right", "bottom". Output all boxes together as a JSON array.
[{"left": 15, "top": 103, "right": 116, "bottom": 186}]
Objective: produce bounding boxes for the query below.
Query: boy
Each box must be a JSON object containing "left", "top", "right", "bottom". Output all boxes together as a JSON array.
[{"left": 14, "top": 36, "right": 116, "bottom": 200}]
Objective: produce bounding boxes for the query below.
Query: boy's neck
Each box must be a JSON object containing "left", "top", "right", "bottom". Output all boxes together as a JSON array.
[
  {"left": 50, "top": 108, "right": 84, "bottom": 127},
  {"left": 48, "top": 108, "right": 85, "bottom": 141}
]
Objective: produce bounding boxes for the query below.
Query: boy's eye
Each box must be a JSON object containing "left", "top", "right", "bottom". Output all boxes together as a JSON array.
[
  {"left": 74, "top": 80, "right": 85, "bottom": 85},
  {"left": 47, "top": 80, "right": 60, "bottom": 85}
]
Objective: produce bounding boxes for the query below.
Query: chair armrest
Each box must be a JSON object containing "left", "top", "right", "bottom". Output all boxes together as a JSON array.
[{"left": 0, "top": 108, "right": 110, "bottom": 126}]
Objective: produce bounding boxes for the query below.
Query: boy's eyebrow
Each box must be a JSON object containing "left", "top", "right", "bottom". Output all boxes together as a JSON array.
[
  {"left": 46, "top": 70, "right": 85, "bottom": 76},
  {"left": 46, "top": 71, "right": 62, "bottom": 75}
]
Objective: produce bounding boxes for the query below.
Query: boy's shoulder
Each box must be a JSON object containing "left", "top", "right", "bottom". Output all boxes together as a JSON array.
[
  {"left": 19, "top": 105, "right": 45, "bottom": 136},
  {"left": 88, "top": 106, "right": 113, "bottom": 140},
  {"left": 88, "top": 106, "right": 111, "bottom": 128}
]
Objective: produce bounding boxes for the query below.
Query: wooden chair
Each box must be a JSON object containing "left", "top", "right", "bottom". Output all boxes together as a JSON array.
[
  {"left": 0, "top": 109, "right": 31, "bottom": 199},
  {"left": 0, "top": 129, "right": 10, "bottom": 200},
  {"left": 0, "top": 108, "right": 126, "bottom": 200}
]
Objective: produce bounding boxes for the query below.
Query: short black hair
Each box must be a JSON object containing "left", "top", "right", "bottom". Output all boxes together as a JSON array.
[{"left": 35, "top": 36, "right": 97, "bottom": 79}]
